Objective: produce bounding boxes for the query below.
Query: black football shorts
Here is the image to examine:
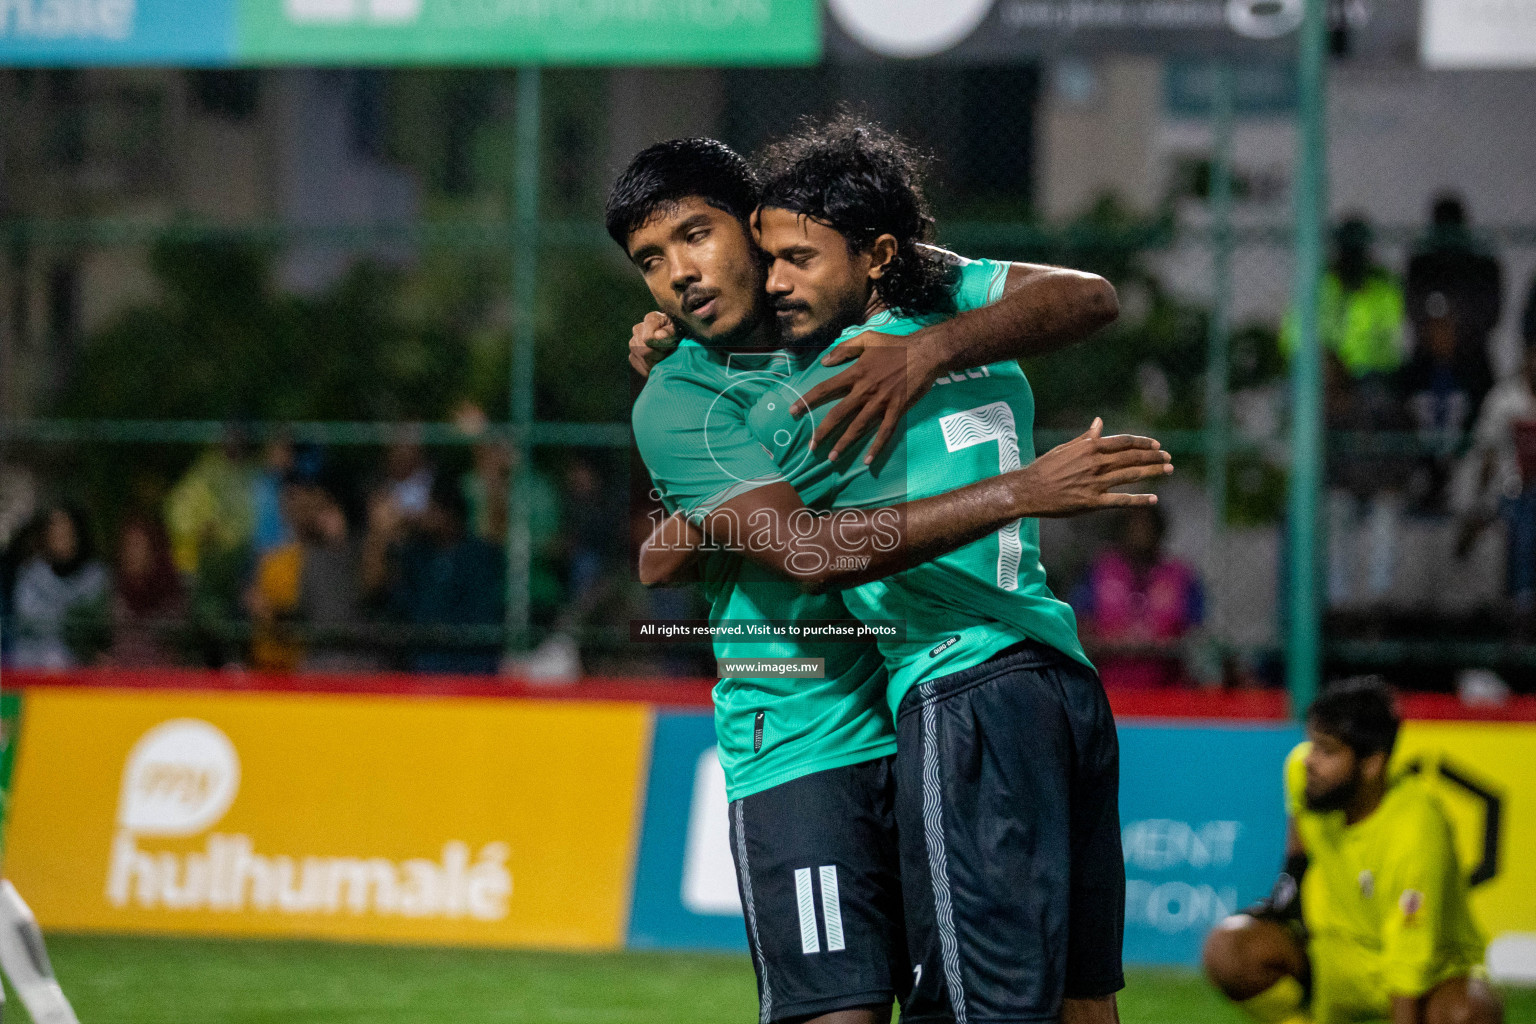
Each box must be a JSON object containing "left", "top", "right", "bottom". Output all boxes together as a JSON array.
[
  {"left": 728, "top": 755, "right": 909, "bottom": 1023},
  {"left": 895, "top": 641, "right": 1125, "bottom": 1023}
]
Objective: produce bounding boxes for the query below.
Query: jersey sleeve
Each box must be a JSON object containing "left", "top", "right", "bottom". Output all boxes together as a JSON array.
[
  {"left": 949, "top": 256, "right": 1011, "bottom": 313},
  {"left": 1378, "top": 799, "right": 1464, "bottom": 997},
  {"left": 632, "top": 372, "right": 784, "bottom": 524},
  {"left": 1283, "top": 742, "right": 1310, "bottom": 820}
]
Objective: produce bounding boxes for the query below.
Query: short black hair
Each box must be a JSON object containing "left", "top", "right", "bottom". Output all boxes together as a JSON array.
[
  {"left": 757, "top": 113, "right": 956, "bottom": 317},
  {"left": 605, "top": 138, "right": 760, "bottom": 251},
  {"left": 1307, "top": 676, "right": 1400, "bottom": 760}
]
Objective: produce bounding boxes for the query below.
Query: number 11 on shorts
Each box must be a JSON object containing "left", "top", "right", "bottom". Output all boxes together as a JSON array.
[{"left": 794, "top": 866, "right": 845, "bottom": 955}]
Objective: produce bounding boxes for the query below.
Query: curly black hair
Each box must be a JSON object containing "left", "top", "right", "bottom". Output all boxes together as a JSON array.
[
  {"left": 605, "top": 138, "right": 761, "bottom": 252},
  {"left": 1308, "top": 675, "right": 1400, "bottom": 760},
  {"left": 757, "top": 113, "right": 956, "bottom": 317}
]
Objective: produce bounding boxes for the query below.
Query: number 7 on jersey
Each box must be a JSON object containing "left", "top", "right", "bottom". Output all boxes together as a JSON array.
[{"left": 939, "top": 401, "right": 1024, "bottom": 591}]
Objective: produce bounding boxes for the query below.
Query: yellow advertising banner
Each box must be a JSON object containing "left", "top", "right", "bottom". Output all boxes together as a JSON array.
[
  {"left": 1396, "top": 721, "right": 1536, "bottom": 977},
  {"left": 4, "top": 687, "right": 652, "bottom": 949}
]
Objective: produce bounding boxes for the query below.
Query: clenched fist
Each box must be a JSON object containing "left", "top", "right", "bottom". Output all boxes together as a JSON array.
[{"left": 629, "top": 311, "right": 680, "bottom": 378}]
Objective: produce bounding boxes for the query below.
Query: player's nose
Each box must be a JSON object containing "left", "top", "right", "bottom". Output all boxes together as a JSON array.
[
  {"left": 765, "top": 261, "right": 793, "bottom": 295},
  {"left": 668, "top": 254, "right": 700, "bottom": 292}
]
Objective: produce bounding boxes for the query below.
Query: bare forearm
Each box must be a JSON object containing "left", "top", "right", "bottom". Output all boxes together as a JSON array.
[
  {"left": 697, "top": 476, "right": 1030, "bottom": 593},
  {"left": 697, "top": 424, "right": 1168, "bottom": 591},
  {"left": 925, "top": 267, "right": 1118, "bottom": 370},
  {"left": 807, "top": 473, "right": 1033, "bottom": 591}
]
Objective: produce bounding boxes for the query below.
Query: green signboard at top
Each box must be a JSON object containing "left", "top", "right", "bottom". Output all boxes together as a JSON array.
[
  {"left": 0, "top": 0, "right": 818, "bottom": 65},
  {"left": 239, "top": 0, "right": 819, "bottom": 64}
]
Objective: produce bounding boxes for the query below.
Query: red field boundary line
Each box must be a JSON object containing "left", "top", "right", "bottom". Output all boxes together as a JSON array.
[{"left": 5, "top": 668, "right": 1535, "bottom": 723}]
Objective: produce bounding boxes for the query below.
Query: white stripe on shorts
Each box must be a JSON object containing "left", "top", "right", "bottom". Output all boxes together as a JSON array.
[
  {"left": 733, "top": 800, "right": 773, "bottom": 1024},
  {"left": 794, "top": 867, "right": 821, "bottom": 954},
  {"left": 921, "top": 681, "right": 969, "bottom": 1024},
  {"left": 819, "top": 865, "right": 845, "bottom": 952}
]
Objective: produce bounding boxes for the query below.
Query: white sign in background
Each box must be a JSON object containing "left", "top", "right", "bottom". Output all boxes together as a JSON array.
[
  {"left": 1421, "top": 0, "right": 1536, "bottom": 69},
  {"left": 681, "top": 749, "right": 742, "bottom": 916}
]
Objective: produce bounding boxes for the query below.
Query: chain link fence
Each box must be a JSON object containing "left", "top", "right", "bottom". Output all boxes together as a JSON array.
[{"left": 4, "top": 66, "right": 1536, "bottom": 693}]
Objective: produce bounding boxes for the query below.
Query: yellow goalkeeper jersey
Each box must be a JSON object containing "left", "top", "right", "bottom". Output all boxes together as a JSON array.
[{"left": 1285, "top": 743, "right": 1485, "bottom": 1013}]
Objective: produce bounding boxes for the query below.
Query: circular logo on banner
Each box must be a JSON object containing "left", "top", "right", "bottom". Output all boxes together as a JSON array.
[
  {"left": 1226, "top": 0, "right": 1305, "bottom": 39},
  {"left": 117, "top": 719, "right": 241, "bottom": 836},
  {"left": 829, "top": 0, "right": 995, "bottom": 58}
]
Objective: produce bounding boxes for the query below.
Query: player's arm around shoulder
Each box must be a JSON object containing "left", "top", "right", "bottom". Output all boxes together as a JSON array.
[{"left": 791, "top": 253, "right": 1118, "bottom": 466}]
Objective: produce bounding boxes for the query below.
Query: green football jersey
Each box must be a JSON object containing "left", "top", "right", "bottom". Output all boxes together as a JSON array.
[
  {"left": 746, "top": 279, "right": 1094, "bottom": 719},
  {"left": 630, "top": 255, "right": 1011, "bottom": 798},
  {"left": 633, "top": 346, "right": 892, "bottom": 801}
]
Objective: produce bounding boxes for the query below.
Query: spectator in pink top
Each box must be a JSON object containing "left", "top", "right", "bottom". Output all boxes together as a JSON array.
[{"left": 1072, "top": 506, "right": 1203, "bottom": 689}]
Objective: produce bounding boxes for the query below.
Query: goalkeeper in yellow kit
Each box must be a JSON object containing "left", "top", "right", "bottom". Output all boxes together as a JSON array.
[{"left": 1203, "top": 677, "right": 1502, "bottom": 1024}]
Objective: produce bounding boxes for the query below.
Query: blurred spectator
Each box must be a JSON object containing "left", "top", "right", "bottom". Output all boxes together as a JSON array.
[
  {"left": 1400, "top": 312, "right": 1481, "bottom": 511},
  {"left": 107, "top": 517, "right": 186, "bottom": 667},
  {"left": 1284, "top": 217, "right": 1407, "bottom": 405},
  {"left": 1406, "top": 193, "right": 1500, "bottom": 422},
  {"left": 247, "top": 476, "right": 314, "bottom": 672},
  {"left": 296, "top": 483, "right": 378, "bottom": 672},
  {"left": 0, "top": 465, "right": 40, "bottom": 660},
  {"left": 0, "top": 461, "right": 37, "bottom": 552},
  {"left": 1294, "top": 219, "right": 1411, "bottom": 607},
  {"left": 1071, "top": 506, "right": 1203, "bottom": 689},
  {"left": 164, "top": 435, "right": 257, "bottom": 575},
  {"left": 370, "top": 476, "right": 504, "bottom": 674},
  {"left": 251, "top": 436, "right": 296, "bottom": 556},
  {"left": 509, "top": 457, "right": 630, "bottom": 682},
  {"left": 1453, "top": 335, "right": 1536, "bottom": 609},
  {"left": 1323, "top": 348, "right": 1411, "bottom": 607},
  {"left": 9, "top": 504, "right": 110, "bottom": 669},
  {"left": 561, "top": 458, "right": 625, "bottom": 607},
  {"left": 452, "top": 401, "right": 563, "bottom": 627},
  {"left": 380, "top": 432, "right": 434, "bottom": 522}
]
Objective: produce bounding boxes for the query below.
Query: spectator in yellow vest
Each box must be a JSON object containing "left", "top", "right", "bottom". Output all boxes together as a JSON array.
[{"left": 1284, "top": 217, "right": 1408, "bottom": 384}]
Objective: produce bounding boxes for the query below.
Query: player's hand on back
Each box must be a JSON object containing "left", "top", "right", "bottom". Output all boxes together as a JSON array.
[
  {"left": 630, "top": 311, "right": 680, "bottom": 378},
  {"left": 1013, "top": 418, "right": 1172, "bottom": 518},
  {"left": 790, "top": 331, "right": 942, "bottom": 465}
]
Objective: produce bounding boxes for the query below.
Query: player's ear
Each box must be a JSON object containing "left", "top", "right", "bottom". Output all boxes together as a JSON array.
[
  {"left": 1360, "top": 750, "right": 1388, "bottom": 785},
  {"left": 867, "top": 234, "right": 898, "bottom": 280}
]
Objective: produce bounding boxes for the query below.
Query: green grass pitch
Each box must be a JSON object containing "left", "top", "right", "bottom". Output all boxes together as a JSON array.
[{"left": 11, "top": 934, "right": 1535, "bottom": 1023}]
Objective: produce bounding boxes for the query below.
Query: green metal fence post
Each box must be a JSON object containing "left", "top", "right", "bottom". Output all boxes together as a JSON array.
[
  {"left": 1287, "top": 0, "right": 1329, "bottom": 718},
  {"left": 506, "top": 67, "right": 542, "bottom": 656},
  {"left": 1205, "top": 60, "right": 1235, "bottom": 637}
]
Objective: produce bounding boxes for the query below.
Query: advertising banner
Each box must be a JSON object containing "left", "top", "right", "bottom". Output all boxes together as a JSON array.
[
  {"left": 239, "top": 0, "right": 818, "bottom": 66},
  {"left": 0, "top": 0, "right": 234, "bottom": 64},
  {"left": 4, "top": 687, "right": 650, "bottom": 949},
  {"left": 1421, "top": 0, "right": 1536, "bottom": 69},
  {"left": 1395, "top": 722, "right": 1536, "bottom": 983},
  {"left": 5, "top": 677, "right": 1533, "bottom": 975},
  {"left": 627, "top": 713, "right": 1536, "bottom": 973},
  {"left": 0, "top": 0, "right": 819, "bottom": 66},
  {"left": 628, "top": 712, "right": 1305, "bottom": 963},
  {"left": 0, "top": 691, "right": 20, "bottom": 859},
  {"left": 1119, "top": 723, "right": 1300, "bottom": 964},
  {"left": 826, "top": 0, "right": 1415, "bottom": 62},
  {"left": 628, "top": 712, "right": 748, "bottom": 952}
]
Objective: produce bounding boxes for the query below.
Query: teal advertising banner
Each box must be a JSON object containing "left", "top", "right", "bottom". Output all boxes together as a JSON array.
[
  {"left": 0, "top": 0, "right": 235, "bottom": 65},
  {"left": 1, "top": 0, "right": 819, "bottom": 65}
]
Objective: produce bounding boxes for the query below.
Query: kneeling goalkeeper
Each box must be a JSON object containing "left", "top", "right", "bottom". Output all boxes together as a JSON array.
[{"left": 1203, "top": 677, "right": 1502, "bottom": 1024}]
